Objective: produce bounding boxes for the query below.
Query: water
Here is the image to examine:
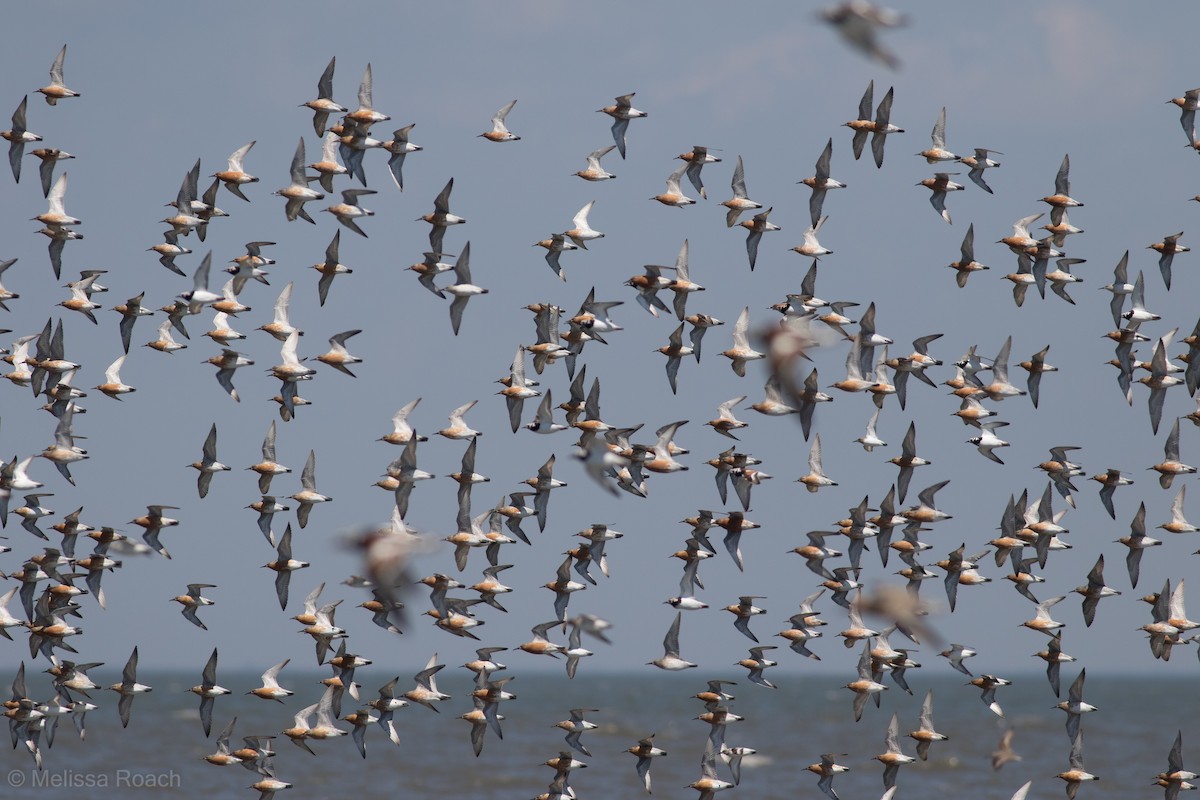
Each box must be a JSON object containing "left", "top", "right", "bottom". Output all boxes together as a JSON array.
[{"left": 2, "top": 669, "right": 1189, "bottom": 799}]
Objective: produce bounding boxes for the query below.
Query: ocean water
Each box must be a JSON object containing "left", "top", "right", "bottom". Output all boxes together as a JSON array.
[{"left": 1, "top": 669, "right": 1191, "bottom": 799}]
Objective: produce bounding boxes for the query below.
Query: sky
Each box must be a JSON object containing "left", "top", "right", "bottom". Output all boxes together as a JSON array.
[{"left": 0, "top": 0, "right": 1199, "bottom": 695}]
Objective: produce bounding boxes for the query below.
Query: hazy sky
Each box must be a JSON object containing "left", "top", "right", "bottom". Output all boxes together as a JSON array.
[{"left": 1, "top": 0, "right": 1199, "bottom": 700}]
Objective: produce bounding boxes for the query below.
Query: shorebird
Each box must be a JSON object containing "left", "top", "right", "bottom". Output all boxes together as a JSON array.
[
  {"left": 565, "top": 200, "right": 604, "bottom": 250},
  {"left": 1170, "top": 87, "right": 1200, "bottom": 139},
  {"left": 820, "top": 0, "right": 906, "bottom": 69},
  {"left": 598, "top": 93, "right": 647, "bottom": 159},
  {"left": 1042, "top": 154, "right": 1083, "bottom": 220},
  {"left": 917, "top": 172, "right": 963, "bottom": 224},
  {"left": 403, "top": 653, "right": 451, "bottom": 711},
  {"left": 874, "top": 712, "right": 916, "bottom": 788},
  {"left": 1057, "top": 730, "right": 1099, "bottom": 800},
  {"left": 970, "top": 674, "right": 1011, "bottom": 718},
  {"left": 189, "top": 648, "right": 232, "bottom": 738},
  {"left": 256, "top": 281, "right": 301, "bottom": 342},
  {"left": 534, "top": 233, "right": 577, "bottom": 281},
  {"left": 722, "top": 155, "right": 763, "bottom": 226},
  {"left": 274, "top": 138, "right": 324, "bottom": 224},
  {"left": 301, "top": 57, "right": 347, "bottom": 136},
  {"left": 104, "top": 290, "right": 152, "bottom": 353},
  {"left": 852, "top": 406, "right": 885, "bottom": 453},
  {"left": 907, "top": 689, "right": 949, "bottom": 760},
  {"left": 917, "top": 107, "right": 957, "bottom": 163},
  {"left": 524, "top": 454, "right": 567, "bottom": 532},
  {"left": 323, "top": 189, "right": 375, "bottom": 238},
  {"left": 380, "top": 123, "right": 421, "bottom": 190},
  {"left": 1096, "top": 254, "right": 1138, "bottom": 335},
  {"left": 296, "top": 685, "right": 347, "bottom": 750},
  {"left": 3, "top": 96, "right": 41, "bottom": 183},
  {"left": 959, "top": 147, "right": 1002, "bottom": 192},
  {"left": 445, "top": 243, "right": 487, "bottom": 336},
  {"left": 888, "top": 422, "right": 930, "bottom": 503},
  {"left": 627, "top": 734, "right": 667, "bottom": 793},
  {"left": 169, "top": 582, "right": 216, "bottom": 630},
  {"left": 1032, "top": 632, "right": 1076, "bottom": 697},
  {"left": 808, "top": 751, "right": 850, "bottom": 800},
  {"left": 968, "top": 420, "right": 1010, "bottom": 464},
  {"left": 721, "top": 307, "right": 765, "bottom": 376},
  {"left": 734, "top": 645, "right": 778, "bottom": 689},
  {"left": 574, "top": 144, "right": 617, "bottom": 181},
  {"left": 1150, "top": 232, "right": 1190, "bottom": 290},
  {"left": 1021, "top": 594, "right": 1066, "bottom": 636},
  {"left": 992, "top": 728, "right": 1022, "bottom": 771},
  {"left": 363, "top": 677, "right": 407, "bottom": 745},
  {"left": 1151, "top": 417, "right": 1197, "bottom": 491},
  {"left": 789, "top": 529, "right": 842, "bottom": 580},
  {"left": 10, "top": 491, "right": 53, "bottom": 539},
  {"left": 246, "top": 659, "right": 293, "bottom": 704},
  {"left": 1073, "top": 554, "right": 1121, "bottom": 627},
  {"left": 544, "top": 554, "right": 587, "bottom": 621},
  {"left": 1116, "top": 502, "right": 1161, "bottom": 589},
  {"left": 902, "top": 480, "right": 952, "bottom": 524},
  {"left": 1156, "top": 731, "right": 1198, "bottom": 800},
  {"left": 799, "top": 138, "right": 846, "bottom": 226},
  {"left": 518, "top": 620, "right": 565, "bottom": 659},
  {"left": 248, "top": 420, "right": 292, "bottom": 496},
  {"left": 1122, "top": 270, "right": 1160, "bottom": 326},
  {"left": 337, "top": 115, "right": 387, "bottom": 186},
  {"left": 839, "top": 595, "right": 881, "bottom": 648},
  {"left": 89, "top": 354, "right": 133, "bottom": 401},
  {"left": 0, "top": 258, "right": 19, "bottom": 311},
  {"left": 1160, "top": 485, "right": 1200, "bottom": 535},
  {"left": 706, "top": 396, "right": 749, "bottom": 441},
  {"left": 479, "top": 99, "right": 520, "bottom": 142},
  {"left": 498, "top": 347, "right": 540, "bottom": 433},
  {"left": 28, "top": 147, "right": 73, "bottom": 201},
  {"left": 648, "top": 611, "right": 697, "bottom": 670},
  {"left": 846, "top": 643, "right": 888, "bottom": 721},
  {"left": 554, "top": 708, "right": 598, "bottom": 756},
  {"left": 846, "top": 81, "right": 904, "bottom": 168},
  {"left": 724, "top": 596, "right": 767, "bottom": 642},
  {"left": 290, "top": 451, "right": 331, "bottom": 529},
  {"left": 418, "top": 178, "right": 466, "bottom": 255},
  {"left": 791, "top": 215, "right": 834, "bottom": 262},
  {"left": 316, "top": 329, "right": 363, "bottom": 377},
  {"left": 845, "top": 79, "right": 878, "bottom": 160},
  {"left": 435, "top": 399, "right": 481, "bottom": 442},
  {"left": 1091, "top": 467, "right": 1132, "bottom": 519},
  {"left": 186, "top": 423, "right": 229, "bottom": 498},
  {"left": 677, "top": 145, "right": 721, "bottom": 199},
  {"left": 407, "top": 251, "right": 455, "bottom": 299},
  {"left": 524, "top": 390, "right": 567, "bottom": 436},
  {"left": 107, "top": 647, "right": 152, "bottom": 728},
  {"left": 657, "top": 323, "right": 694, "bottom": 394},
  {"left": 740, "top": 208, "right": 781, "bottom": 271},
  {"left": 651, "top": 163, "right": 696, "bottom": 207},
  {"left": 346, "top": 62, "right": 389, "bottom": 127},
  {"left": 263, "top": 524, "right": 310, "bottom": 609},
  {"left": 211, "top": 140, "right": 257, "bottom": 201},
  {"left": 308, "top": 231, "right": 352, "bottom": 307},
  {"left": 37, "top": 171, "right": 80, "bottom": 234},
  {"left": 688, "top": 739, "right": 734, "bottom": 800},
  {"left": 308, "top": 130, "right": 348, "bottom": 193},
  {"left": 34, "top": 45, "right": 79, "bottom": 105},
  {"left": 40, "top": 407, "right": 88, "bottom": 485},
  {"left": 58, "top": 273, "right": 102, "bottom": 324}
]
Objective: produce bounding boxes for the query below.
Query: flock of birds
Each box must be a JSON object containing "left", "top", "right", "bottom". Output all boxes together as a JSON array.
[{"left": 1, "top": 6, "right": 1200, "bottom": 799}]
